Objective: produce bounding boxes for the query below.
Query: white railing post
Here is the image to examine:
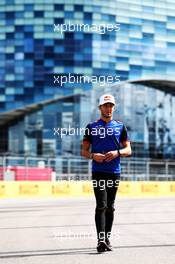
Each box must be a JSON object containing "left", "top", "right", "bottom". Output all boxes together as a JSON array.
[{"left": 146, "top": 161, "right": 150, "bottom": 181}]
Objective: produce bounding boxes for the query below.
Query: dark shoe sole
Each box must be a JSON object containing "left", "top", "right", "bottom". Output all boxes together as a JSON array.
[
  {"left": 97, "top": 241, "right": 107, "bottom": 253},
  {"left": 105, "top": 240, "right": 113, "bottom": 251},
  {"left": 106, "top": 245, "right": 113, "bottom": 251}
]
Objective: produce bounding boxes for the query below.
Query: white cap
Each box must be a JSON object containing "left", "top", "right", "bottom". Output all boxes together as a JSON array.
[{"left": 98, "top": 94, "right": 115, "bottom": 106}]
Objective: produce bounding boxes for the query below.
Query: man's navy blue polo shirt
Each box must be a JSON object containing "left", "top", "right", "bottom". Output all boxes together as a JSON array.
[{"left": 83, "top": 119, "right": 129, "bottom": 174}]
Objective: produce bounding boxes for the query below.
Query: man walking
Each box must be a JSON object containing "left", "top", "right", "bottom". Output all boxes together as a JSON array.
[{"left": 81, "top": 94, "right": 132, "bottom": 253}]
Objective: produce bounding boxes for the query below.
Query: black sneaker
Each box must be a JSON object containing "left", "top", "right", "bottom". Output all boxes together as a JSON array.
[
  {"left": 105, "top": 238, "right": 113, "bottom": 251},
  {"left": 96, "top": 240, "right": 107, "bottom": 253}
]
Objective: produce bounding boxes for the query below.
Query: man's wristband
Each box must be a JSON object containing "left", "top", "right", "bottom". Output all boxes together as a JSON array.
[
  {"left": 89, "top": 153, "right": 93, "bottom": 159},
  {"left": 117, "top": 149, "right": 121, "bottom": 157}
]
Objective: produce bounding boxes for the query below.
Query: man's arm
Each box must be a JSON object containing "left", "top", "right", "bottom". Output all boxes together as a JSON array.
[
  {"left": 81, "top": 140, "right": 92, "bottom": 159},
  {"left": 119, "top": 140, "right": 132, "bottom": 157},
  {"left": 81, "top": 141, "right": 105, "bottom": 163},
  {"left": 104, "top": 140, "right": 132, "bottom": 162}
]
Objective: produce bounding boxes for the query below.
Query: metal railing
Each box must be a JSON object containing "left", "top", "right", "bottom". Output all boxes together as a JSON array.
[{"left": 0, "top": 156, "right": 175, "bottom": 181}]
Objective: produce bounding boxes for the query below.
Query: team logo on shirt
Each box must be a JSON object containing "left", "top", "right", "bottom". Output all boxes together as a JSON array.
[{"left": 104, "top": 95, "right": 112, "bottom": 101}]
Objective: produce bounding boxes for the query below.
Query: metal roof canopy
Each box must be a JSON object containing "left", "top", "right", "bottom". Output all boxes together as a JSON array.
[
  {"left": 0, "top": 93, "right": 85, "bottom": 126},
  {"left": 0, "top": 79, "right": 175, "bottom": 126},
  {"left": 130, "top": 79, "right": 175, "bottom": 95}
]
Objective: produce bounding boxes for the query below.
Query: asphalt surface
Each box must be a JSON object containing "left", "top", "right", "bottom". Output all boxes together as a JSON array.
[{"left": 0, "top": 196, "right": 175, "bottom": 264}]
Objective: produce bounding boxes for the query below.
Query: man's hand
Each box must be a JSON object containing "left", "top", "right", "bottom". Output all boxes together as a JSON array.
[
  {"left": 104, "top": 150, "right": 119, "bottom": 162},
  {"left": 93, "top": 153, "right": 106, "bottom": 163}
]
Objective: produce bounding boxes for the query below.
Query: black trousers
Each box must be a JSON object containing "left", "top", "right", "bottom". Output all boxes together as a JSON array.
[{"left": 92, "top": 171, "right": 120, "bottom": 241}]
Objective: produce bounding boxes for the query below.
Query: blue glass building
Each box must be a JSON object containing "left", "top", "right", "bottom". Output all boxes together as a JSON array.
[{"left": 0, "top": 0, "right": 175, "bottom": 157}]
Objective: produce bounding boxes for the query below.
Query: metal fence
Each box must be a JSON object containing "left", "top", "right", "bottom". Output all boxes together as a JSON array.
[{"left": 0, "top": 156, "right": 175, "bottom": 181}]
